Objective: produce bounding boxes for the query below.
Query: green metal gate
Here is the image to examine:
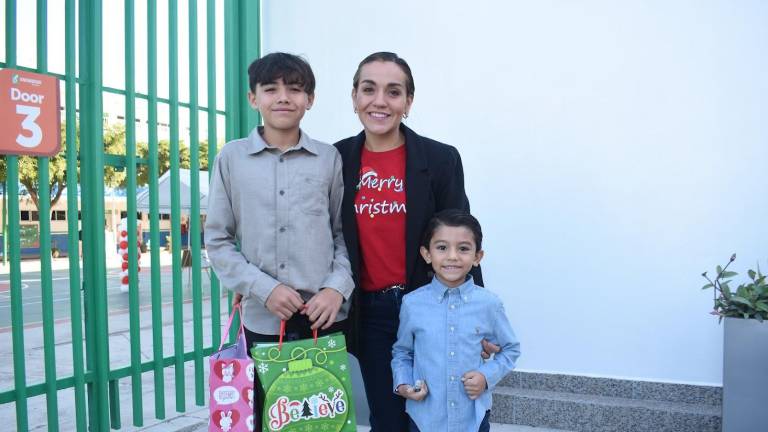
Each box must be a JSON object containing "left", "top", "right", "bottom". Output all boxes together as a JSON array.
[{"left": 0, "top": 1, "right": 261, "bottom": 430}]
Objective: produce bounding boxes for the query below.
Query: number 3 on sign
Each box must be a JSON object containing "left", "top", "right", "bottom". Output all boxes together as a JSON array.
[
  {"left": 16, "top": 104, "right": 43, "bottom": 148},
  {"left": 0, "top": 68, "right": 60, "bottom": 156}
]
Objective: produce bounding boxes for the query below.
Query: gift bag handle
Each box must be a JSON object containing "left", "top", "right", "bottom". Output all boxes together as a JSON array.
[
  {"left": 218, "top": 303, "right": 246, "bottom": 352},
  {"left": 277, "top": 316, "right": 318, "bottom": 351}
]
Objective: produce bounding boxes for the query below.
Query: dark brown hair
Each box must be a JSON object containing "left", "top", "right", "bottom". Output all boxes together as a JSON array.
[
  {"left": 422, "top": 209, "right": 483, "bottom": 251},
  {"left": 352, "top": 52, "right": 415, "bottom": 97},
  {"left": 248, "top": 52, "right": 315, "bottom": 94}
]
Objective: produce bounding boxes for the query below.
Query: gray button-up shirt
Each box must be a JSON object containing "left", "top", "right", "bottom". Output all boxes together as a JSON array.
[{"left": 204, "top": 127, "right": 354, "bottom": 334}]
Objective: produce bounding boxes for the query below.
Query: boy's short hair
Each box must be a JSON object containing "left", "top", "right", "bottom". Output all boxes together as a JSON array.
[
  {"left": 247, "top": 52, "right": 316, "bottom": 94},
  {"left": 421, "top": 209, "right": 483, "bottom": 251}
]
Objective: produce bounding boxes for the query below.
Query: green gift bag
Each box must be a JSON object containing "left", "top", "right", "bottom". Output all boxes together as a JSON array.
[{"left": 250, "top": 325, "right": 357, "bottom": 432}]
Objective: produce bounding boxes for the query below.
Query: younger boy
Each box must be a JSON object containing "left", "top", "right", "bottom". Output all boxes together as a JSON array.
[
  {"left": 205, "top": 52, "right": 354, "bottom": 428},
  {"left": 391, "top": 210, "right": 520, "bottom": 432}
]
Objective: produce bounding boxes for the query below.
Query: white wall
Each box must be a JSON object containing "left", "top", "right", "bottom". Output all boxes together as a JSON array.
[{"left": 260, "top": 0, "right": 768, "bottom": 385}]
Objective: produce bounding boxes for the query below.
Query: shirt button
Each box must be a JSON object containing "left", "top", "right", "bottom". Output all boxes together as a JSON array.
[
  {"left": 450, "top": 376, "right": 455, "bottom": 381},
  {"left": 279, "top": 190, "right": 285, "bottom": 196},
  {"left": 463, "top": 296, "right": 468, "bottom": 301},
  {"left": 450, "top": 402, "right": 455, "bottom": 407},
  {"left": 450, "top": 351, "right": 455, "bottom": 356},
  {"left": 450, "top": 326, "right": 454, "bottom": 332},
  {"left": 450, "top": 304, "right": 455, "bottom": 310},
  {"left": 279, "top": 227, "right": 286, "bottom": 233},
  {"left": 279, "top": 263, "right": 285, "bottom": 269}
]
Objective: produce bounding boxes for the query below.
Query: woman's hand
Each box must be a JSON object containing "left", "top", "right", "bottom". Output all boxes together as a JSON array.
[
  {"left": 396, "top": 381, "right": 429, "bottom": 401},
  {"left": 481, "top": 338, "right": 501, "bottom": 360}
]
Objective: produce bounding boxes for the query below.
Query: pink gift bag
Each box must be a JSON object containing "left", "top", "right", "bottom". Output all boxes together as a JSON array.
[{"left": 209, "top": 304, "right": 255, "bottom": 432}]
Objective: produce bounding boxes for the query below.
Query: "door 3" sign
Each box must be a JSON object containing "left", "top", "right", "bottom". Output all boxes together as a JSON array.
[{"left": 0, "top": 69, "right": 61, "bottom": 157}]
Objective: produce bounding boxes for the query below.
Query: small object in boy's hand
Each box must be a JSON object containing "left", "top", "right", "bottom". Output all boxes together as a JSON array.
[
  {"left": 413, "top": 379, "right": 424, "bottom": 392},
  {"left": 398, "top": 381, "right": 428, "bottom": 401}
]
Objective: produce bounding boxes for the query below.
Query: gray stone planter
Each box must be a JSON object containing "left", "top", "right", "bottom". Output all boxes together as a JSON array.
[{"left": 723, "top": 317, "right": 768, "bottom": 431}]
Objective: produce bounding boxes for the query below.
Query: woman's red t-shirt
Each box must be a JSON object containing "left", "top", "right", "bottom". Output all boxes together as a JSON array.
[{"left": 355, "top": 145, "right": 407, "bottom": 291}]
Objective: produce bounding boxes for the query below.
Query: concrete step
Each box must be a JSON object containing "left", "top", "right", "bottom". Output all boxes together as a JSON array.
[{"left": 491, "top": 372, "right": 722, "bottom": 432}]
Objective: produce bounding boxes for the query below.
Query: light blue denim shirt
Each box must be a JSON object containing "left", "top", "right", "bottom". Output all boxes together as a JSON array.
[{"left": 392, "top": 276, "right": 521, "bottom": 432}]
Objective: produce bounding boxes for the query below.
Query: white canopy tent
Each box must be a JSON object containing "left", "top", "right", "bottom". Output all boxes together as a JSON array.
[{"left": 136, "top": 169, "right": 210, "bottom": 214}]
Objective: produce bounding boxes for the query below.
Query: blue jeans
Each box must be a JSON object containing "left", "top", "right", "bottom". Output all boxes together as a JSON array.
[
  {"left": 409, "top": 410, "right": 491, "bottom": 432},
  {"left": 357, "top": 288, "right": 410, "bottom": 431}
]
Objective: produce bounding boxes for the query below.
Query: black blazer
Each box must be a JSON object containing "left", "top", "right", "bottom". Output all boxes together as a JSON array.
[{"left": 334, "top": 124, "right": 483, "bottom": 351}]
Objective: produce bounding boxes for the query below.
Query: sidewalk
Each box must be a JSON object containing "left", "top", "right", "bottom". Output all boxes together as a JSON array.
[
  {"left": 0, "top": 247, "right": 175, "bottom": 275},
  {"left": 0, "top": 280, "right": 226, "bottom": 431}
]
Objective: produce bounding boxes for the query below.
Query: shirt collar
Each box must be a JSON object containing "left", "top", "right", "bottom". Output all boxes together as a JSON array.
[
  {"left": 429, "top": 275, "right": 476, "bottom": 303},
  {"left": 245, "top": 127, "right": 319, "bottom": 155}
]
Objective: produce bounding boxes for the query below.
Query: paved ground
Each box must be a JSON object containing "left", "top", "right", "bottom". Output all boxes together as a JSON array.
[
  {"left": 0, "top": 251, "right": 210, "bottom": 328},
  {"left": 0, "top": 251, "right": 223, "bottom": 431}
]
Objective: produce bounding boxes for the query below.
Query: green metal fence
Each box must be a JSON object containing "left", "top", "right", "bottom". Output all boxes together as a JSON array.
[{"left": 0, "top": 1, "right": 261, "bottom": 430}]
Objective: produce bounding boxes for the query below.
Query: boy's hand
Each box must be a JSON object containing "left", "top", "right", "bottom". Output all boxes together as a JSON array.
[
  {"left": 304, "top": 288, "right": 343, "bottom": 330},
  {"left": 396, "top": 381, "right": 429, "bottom": 401},
  {"left": 461, "top": 371, "right": 487, "bottom": 400},
  {"left": 232, "top": 293, "right": 243, "bottom": 306},
  {"left": 480, "top": 338, "right": 500, "bottom": 360},
  {"left": 265, "top": 284, "right": 304, "bottom": 320}
]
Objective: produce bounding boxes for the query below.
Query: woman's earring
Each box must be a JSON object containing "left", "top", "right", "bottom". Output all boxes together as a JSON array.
[
  {"left": 354, "top": 108, "right": 358, "bottom": 114},
  {"left": 402, "top": 112, "right": 409, "bottom": 119}
]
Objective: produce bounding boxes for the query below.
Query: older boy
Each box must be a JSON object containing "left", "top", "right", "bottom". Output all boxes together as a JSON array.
[{"left": 205, "top": 53, "right": 354, "bottom": 429}]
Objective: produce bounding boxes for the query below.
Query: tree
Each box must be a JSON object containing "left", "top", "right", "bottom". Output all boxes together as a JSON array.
[
  {"left": 0, "top": 124, "right": 69, "bottom": 211},
  {"left": 103, "top": 124, "right": 128, "bottom": 188},
  {"left": 0, "top": 123, "right": 127, "bottom": 211},
  {"left": 136, "top": 139, "right": 209, "bottom": 186},
  {"left": 199, "top": 140, "right": 209, "bottom": 171},
  {"left": 0, "top": 124, "right": 211, "bottom": 211}
]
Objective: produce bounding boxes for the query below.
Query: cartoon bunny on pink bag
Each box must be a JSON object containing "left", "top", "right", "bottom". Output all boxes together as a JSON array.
[
  {"left": 222, "top": 362, "right": 235, "bottom": 383},
  {"left": 219, "top": 410, "right": 233, "bottom": 432},
  {"left": 209, "top": 305, "right": 253, "bottom": 432}
]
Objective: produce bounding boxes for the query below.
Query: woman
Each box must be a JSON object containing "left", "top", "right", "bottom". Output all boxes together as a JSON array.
[{"left": 334, "top": 52, "right": 485, "bottom": 431}]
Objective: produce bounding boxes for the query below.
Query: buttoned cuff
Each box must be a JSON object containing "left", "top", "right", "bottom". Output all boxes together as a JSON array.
[
  {"left": 392, "top": 369, "right": 413, "bottom": 393},
  {"left": 477, "top": 363, "right": 503, "bottom": 390}
]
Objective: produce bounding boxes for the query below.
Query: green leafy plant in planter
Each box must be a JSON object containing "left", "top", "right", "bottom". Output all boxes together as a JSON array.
[
  {"left": 703, "top": 254, "right": 768, "bottom": 431},
  {"left": 701, "top": 253, "right": 768, "bottom": 322}
]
